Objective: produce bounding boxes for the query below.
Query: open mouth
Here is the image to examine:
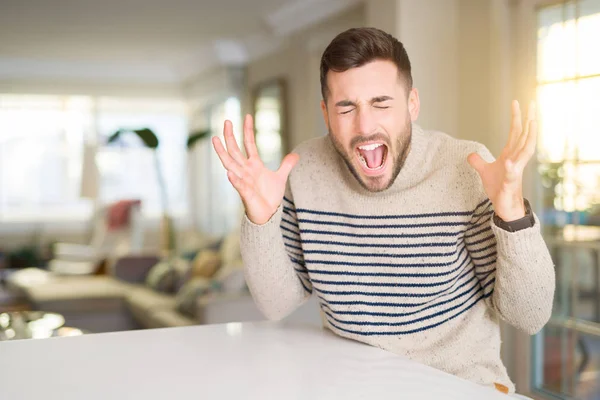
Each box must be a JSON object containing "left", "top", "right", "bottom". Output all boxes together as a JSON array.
[{"left": 355, "top": 142, "right": 388, "bottom": 174}]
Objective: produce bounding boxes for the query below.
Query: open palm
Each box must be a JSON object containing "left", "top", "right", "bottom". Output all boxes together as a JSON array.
[
  {"left": 212, "top": 114, "right": 299, "bottom": 225},
  {"left": 467, "top": 101, "right": 537, "bottom": 222}
]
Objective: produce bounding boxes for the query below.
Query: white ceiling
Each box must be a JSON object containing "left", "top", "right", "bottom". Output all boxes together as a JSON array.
[{"left": 0, "top": 0, "right": 359, "bottom": 85}]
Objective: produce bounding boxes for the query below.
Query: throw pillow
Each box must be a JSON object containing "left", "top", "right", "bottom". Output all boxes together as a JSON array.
[
  {"left": 145, "top": 261, "right": 177, "bottom": 293},
  {"left": 175, "top": 277, "right": 212, "bottom": 318},
  {"left": 191, "top": 250, "right": 221, "bottom": 278}
]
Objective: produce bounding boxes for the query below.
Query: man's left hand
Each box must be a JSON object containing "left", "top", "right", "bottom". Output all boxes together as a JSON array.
[{"left": 467, "top": 100, "right": 537, "bottom": 222}]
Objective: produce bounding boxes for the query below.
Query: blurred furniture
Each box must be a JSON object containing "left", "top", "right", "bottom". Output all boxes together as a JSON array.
[
  {"left": 10, "top": 258, "right": 321, "bottom": 334},
  {"left": 48, "top": 200, "right": 144, "bottom": 276},
  {"left": 7, "top": 229, "right": 322, "bottom": 334},
  {"left": 0, "top": 322, "right": 510, "bottom": 400}
]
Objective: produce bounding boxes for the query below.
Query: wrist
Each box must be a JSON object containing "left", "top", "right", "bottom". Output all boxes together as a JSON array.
[{"left": 495, "top": 198, "right": 526, "bottom": 222}]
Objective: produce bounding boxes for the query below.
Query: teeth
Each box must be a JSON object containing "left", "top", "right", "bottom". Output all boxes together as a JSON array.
[{"left": 358, "top": 143, "right": 383, "bottom": 151}]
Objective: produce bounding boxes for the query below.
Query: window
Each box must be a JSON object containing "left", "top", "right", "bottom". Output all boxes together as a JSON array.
[
  {"left": 0, "top": 95, "right": 189, "bottom": 221},
  {"left": 0, "top": 95, "right": 92, "bottom": 220},
  {"left": 95, "top": 97, "right": 189, "bottom": 217},
  {"left": 533, "top": 1, "right": 600, "bottom": 399}
]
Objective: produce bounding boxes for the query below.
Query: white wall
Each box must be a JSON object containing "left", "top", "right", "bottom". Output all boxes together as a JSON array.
[{"left": 246, "top": 5, "right": 366, "bottom": 149}]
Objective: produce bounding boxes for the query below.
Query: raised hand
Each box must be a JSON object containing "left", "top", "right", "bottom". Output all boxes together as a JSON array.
[
  {"left": 467, "top": 101, "right": 537, "bottom": 222},
  {"left": 212, "top": 114, "right": 299, "bottom": 225}
]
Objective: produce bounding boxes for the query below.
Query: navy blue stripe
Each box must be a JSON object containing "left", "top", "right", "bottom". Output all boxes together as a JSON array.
[
  {"left": 311, "top": 265, "right": 474, "bottom": 288},
  {"left": 294, "top": 208, "right": 472, "bottom": 219},
  {"left": 474, "top": 198, "right": 491, "bottom": 211},
  {"left": 470, "top": 251, "right": 497, "bottom": 261},
  {"left": 468, "top": 242, "right": 495, "bottom": 254},
  {"left": 284, "top": 243, "right": 303, "bottom": 251},
  {"left": 465, "top": 233, "right": 495, "bottom": 247},
  {"left": 294, "top": 267, "right": 309, "bottom": 275},
  {"left": 289, "top": 257, "right": 305, "bottom": 266},
  {"left": 301, "top": 239, "right": 458, "bottom": 248},
  {"left": 324, "top": 283, "right": 493, "bottom": 336},
  {"left": 469, "top": 218, "right": 491, "bottom": 232},
  {"left": 286, "top": 250, "right": 303, "bottom": 259},
  {"left": 303, "top": 249, "right": 457, "bottom": 259},
  {"left": 298, "top": 218, "right": 468, "bottom": 229},
  {"left": 472, "top": 205, "right": 493, "bottom": 219},
  {"left": 306, "top": 250, "right": 471, "bottom": 278},
  {"left": 280, "top": 225, "right": 300, "bottom": 236},
  {"left": 297, "top": 276, "right": 312, "bottom": 294},
  {"left": 476, "top": 269, "right": 495, "bottom": 280},
  {"left": 312, "top": 267, "right": 475, "bottom": 298},
  {"left": 283, "top": 196, "right": 294, "bottom": 206},
  {"left": 320, "top": 274, "right": 483, "bottom": 317},
  {"left": 304, "top": 245, "right": 467, "bottom": 268},
  {"left": 281, "top": 218, "right": 299, "bottom": 230},
  {"left": 283, "top": 206, "right": 296, "bottom": 214},
  {"left": 300, "top": 229, "right": 464, "bottom": 239},
  {"left": 322, "top": 278, "right": 494, "bottom": 329},
  {"left": 471, "top": 210, "right": 493, "bottom": 225},
  {"left": 319, "top": 270, "right": 479, "bottom": 308},
  {"left": 282, "top": 234, "right": 301, "bottom": 243},
  {"left": 313, "top": 267, "right": 475, "bottom": 298},
  {"left": 472, "top": 258, "right": 496, "bottom": 269},
  {"left": 464, "top": 225, "right": 491, "bottom": 239},
  {"left": 282, "top": 209, "right": 295, "bottom": 218}
]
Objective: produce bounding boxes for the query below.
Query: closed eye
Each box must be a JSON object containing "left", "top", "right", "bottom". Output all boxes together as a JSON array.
[
  {"left": 340, "top": 108, "right": 355, "bottom": 115},
  {"left": 374, "top": 106, "right": 390, "bottom": 109}
]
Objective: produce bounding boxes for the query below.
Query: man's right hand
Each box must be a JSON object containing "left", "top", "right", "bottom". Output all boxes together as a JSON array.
[{"left": 212, "top": 114, "right": 299, "bottom": 225}]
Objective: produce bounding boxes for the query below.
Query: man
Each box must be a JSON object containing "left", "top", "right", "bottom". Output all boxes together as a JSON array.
[{"left": 212, "top": 27, "right": 554, "bottom": 395}]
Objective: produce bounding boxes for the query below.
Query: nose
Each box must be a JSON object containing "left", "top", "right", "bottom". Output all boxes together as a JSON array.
[{"left": 356, "top": 106, "right": 377, "bottom": 136}]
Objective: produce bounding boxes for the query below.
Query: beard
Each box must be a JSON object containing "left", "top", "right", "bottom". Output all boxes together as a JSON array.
[{"left": 329, "top": 118, "right": 412, "bottom": 193}]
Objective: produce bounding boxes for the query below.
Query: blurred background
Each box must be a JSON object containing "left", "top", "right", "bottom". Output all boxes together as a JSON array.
[{"left": 0, "top": 0, "right": 598, "bottom": 398}]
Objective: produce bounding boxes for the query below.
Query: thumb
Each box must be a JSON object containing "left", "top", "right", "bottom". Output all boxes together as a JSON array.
[
  {"left": 277, "top": 153, "right": 300, "bottom": 179},
  {"left": 467, "top": 152, "right": 487, "bottom": 175}
]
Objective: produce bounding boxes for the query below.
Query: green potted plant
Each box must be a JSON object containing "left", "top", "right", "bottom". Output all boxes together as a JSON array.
[{"left": 108, "top": 128, "right": 210, "bottom": 255}]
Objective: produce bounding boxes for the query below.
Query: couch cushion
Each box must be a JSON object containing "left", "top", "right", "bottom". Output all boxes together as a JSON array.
[
  {"left": 191, "top": 250, "right": 221, "bottom": 278},
  {"left": 126, "top": 286, "right": 176, "bottom": 315},
  {"left": 24, "top": 276, "right": 129, "bottom": 313},
  {"left": 175, "top": 278, "right": 212, "bottom": 318},
  {"left": 145, "top": 261, "right": 177, "bottom": 293}
]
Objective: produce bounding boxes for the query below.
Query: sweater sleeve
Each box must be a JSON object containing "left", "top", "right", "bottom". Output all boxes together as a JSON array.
[
  {"left": 464, "top": 146, "right": 555, "bottom": 335},
  {"left": 240, "top": 184, "right": 312, "bottom": 321}
]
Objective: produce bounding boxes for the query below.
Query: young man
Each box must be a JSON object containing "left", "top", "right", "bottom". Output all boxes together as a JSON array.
[{"left": 212, "top": 27, "right": 554, "bottom": 395}]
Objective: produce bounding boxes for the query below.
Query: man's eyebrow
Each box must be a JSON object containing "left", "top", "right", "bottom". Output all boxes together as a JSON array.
[
  {"left": 335, "top": 100, "right": 356, "bottom": 107},
  {"left": 371, "top": 96, "right": 394, "bottom": 103},
  {"left": 334, "top": 96, "right": 394, "bottom": 107}
]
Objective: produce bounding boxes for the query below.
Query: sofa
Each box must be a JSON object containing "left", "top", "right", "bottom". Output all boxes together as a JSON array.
[{"left": 10, "top": 255, "right": 322, "bottom": 333}]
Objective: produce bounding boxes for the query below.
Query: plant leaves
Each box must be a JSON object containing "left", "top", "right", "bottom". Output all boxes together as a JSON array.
[{"left": 187, "top": 130, "right": 210, "bottom": 149}]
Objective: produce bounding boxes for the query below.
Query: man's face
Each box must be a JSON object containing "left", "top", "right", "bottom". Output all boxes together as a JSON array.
[{"left": 321, "top": 60, "right": 420, "bottom": 192}]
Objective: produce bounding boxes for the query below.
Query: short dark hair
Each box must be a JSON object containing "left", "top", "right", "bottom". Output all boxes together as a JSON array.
[{"left": 320, "top": 27, "right": 413, "bottom": 100}]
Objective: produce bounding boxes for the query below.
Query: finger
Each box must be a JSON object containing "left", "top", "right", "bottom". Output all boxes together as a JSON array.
[
  {"left": 467, "top": 152, "right": 486, "bottom": 175},
  {"left": 276, "top": 153, "right": 300, "bottom": 180},
  {"left": 507, "top": 100, "right": 522, "bottom": 154},
  {"left": 515, "top": 118, "right": 537, "bottom": 166},
  {"left": 513, "top": 101, "right": 535, "bottom": 158},
  {"left": 212, "top": 136, "right": 245, "bottom": 178},
  {"left": 243, "top": 114, "right": 259, "bottom": 159},
  {"left": 223, "top": 120, "right": 246, "bottom": 165}
]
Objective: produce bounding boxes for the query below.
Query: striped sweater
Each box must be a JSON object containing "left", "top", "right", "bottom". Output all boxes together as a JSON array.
[{"left": 240, "top": 124, "right": 555, "bottom": 392}]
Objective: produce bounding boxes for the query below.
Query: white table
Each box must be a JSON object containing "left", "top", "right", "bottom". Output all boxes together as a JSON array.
[{"left": 0, "top": 322, "right": 508, "bottom": 399}]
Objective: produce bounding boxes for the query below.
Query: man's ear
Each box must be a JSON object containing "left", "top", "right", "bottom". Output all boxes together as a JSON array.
[
  {"left": 321, "top": 99, "right": 330, "bottom": 131},
  {"left": 408, "top": 88, "right": 420, "bottom": 122}
]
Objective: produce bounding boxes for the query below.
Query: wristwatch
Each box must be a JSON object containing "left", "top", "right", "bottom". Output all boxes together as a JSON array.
[{"left": 493, "top": 199, "right": 535, "bottom": 232}]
